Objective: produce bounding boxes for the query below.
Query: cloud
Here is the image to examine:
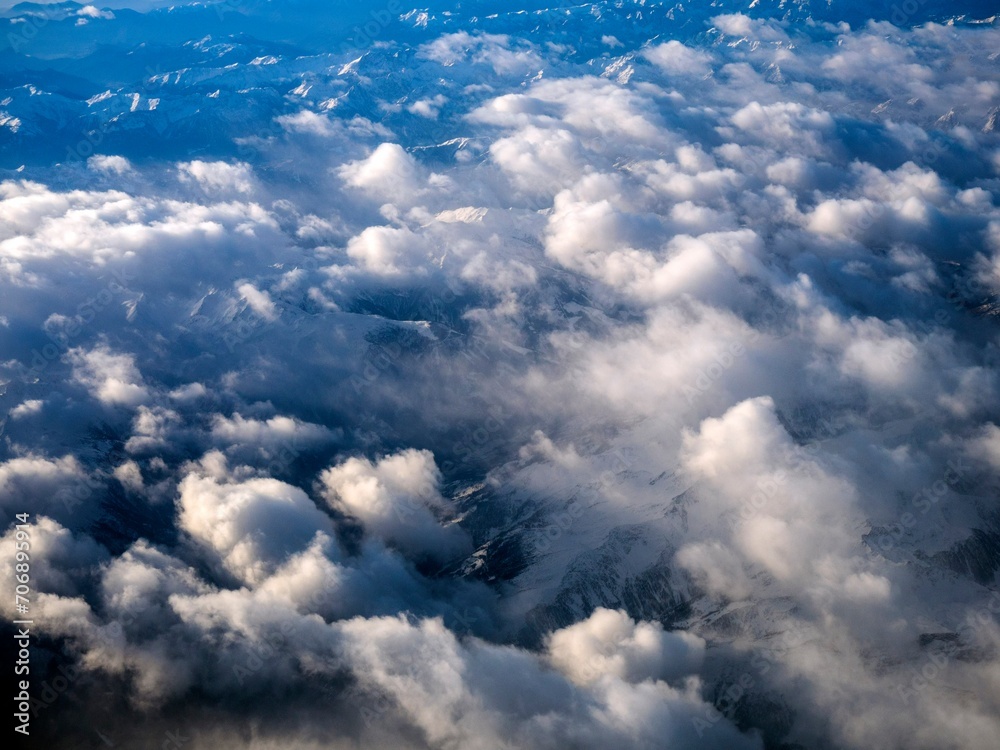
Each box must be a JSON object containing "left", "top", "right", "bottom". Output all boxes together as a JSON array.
[
  {"left": 728, "top": 101, "right": 836, "bottom": 157},
  {"left": 489, "top": 125, "right": 591, "bottom": 197},
  {"left": 276, "top": 111, "right": 394, "bottom": 141},
  {"left": 66, "top": 345, "right": 149, "bottom": 406},
  {"left": 235, "top": 282, "right": 278, "bottom": 321},
  {"left": 319, "top": 449, "right": 471, "bottom": 563},
  {"left": 546, "top": 608, "right": 705, "bottom": 687},
  {"left": 643, "top": 41, "right": 714, "bottom": 77},
  {"left": 4, "top": 8, "right": 1000, "bottom": 750},
  {"left": 87, "top": 154, "right": 132, "bottom": 174},
  {"left": 676, "top": 397, "right": 866, "bottom": 596},
  {"left": 338, "top": 613, "right": 758, "bottom": 750},
  {"left": 338, "top": 143, "right": 451, "bottom": 207},
  {"left": 418, "top": 32, "right": 543, "bottom": 75},
  {"left": 967, "top": 423, "right": 1000, "bottom": 470},
  {"left": 277, "top": 110, "right": 340, "bottom": 137},
  {"left": 8, "top": 398, "right": 43, "bottom": 418},
  {"left": 0, "top": 455, "right": 95, "bottom": 525},
  {"left": 407, "top": 94, "right": 448, "bottom": 119},
  {"left": 178, "top": 160, "right": 255, "bottom": 195},
  {"left": 75, "top": 4, "right": 114, "bottom": 18},
  {"left": 0, "top": 517, "right": 105, "bottom": 611},
  {"left": 178, "top": 459, "right": 338, "bottom": 585},
  {"left": 337, "top": 225, "right": 432, "bottom": 277},
  {"left": 210, "top": 413, "right": 338, "bottom": 452},
  {"left": 469, "top": 76, "right": 666, "bottom": 146}
]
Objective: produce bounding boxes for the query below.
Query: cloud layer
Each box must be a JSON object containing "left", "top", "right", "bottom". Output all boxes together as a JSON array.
[{"left": 2, "top": 5, "right": 1000, "bottom": 750}]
